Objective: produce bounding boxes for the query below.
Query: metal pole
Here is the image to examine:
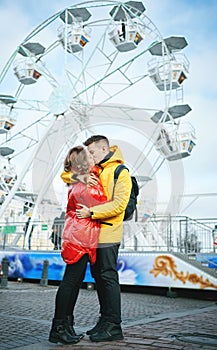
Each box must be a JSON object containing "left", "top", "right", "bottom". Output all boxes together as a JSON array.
[
  {"left": 40, "top": 259, "right": 49, "bottom": 287},
  {"left": 0, "top": 257, "right": 9, "bottom": 288}
]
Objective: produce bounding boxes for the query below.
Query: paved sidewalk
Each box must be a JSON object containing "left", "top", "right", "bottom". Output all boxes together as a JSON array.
[{"left": 0, "top": 281, "right": 217, "bottom": 349}]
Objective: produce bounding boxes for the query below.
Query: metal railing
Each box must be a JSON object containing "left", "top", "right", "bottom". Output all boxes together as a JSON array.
[
  {"left": 0, "top": 215, "right": 216, "bottom": 255},
  {"left": 121, "top": 215, "right": 216, "bottom": 254},
  {"left": 0, "top": 221, "right": 54, "bottom": 251}
]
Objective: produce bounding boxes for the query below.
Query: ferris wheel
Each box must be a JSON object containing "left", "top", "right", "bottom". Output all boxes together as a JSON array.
[{"left": 0, "top": 1, "right": 195, "bottom": 222}]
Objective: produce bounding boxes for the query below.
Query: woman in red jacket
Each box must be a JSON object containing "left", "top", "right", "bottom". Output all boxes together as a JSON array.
[{"left": 49, "top": 146, "right": 107, "bottom": 345}]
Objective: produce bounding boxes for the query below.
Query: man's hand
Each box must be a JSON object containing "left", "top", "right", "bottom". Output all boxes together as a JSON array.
[
  {"left": 76, "top": 204, "right": 91, "bottom": 218},
  {"left": 87, "top": 173, "right": 98, "bottom": 187}
]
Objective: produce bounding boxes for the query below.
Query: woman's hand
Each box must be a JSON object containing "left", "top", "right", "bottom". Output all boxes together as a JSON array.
[{"left": 76, "top": 204, "right": 91, "bottom": 218}]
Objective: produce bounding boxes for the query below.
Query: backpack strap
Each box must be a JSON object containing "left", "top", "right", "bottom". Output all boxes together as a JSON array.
[
  {"left": 114, "top": 164, "right": 128, "bottom": 183},
  {"left": 113, "top": 164, "right": 129, "bottom": 199}
]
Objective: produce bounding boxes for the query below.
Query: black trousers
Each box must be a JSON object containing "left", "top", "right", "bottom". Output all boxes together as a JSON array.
[
  {"left": 90, "top": 244, "right": 121, "bottom": 324},
  {"left": 54, "top": 254, "right": 89, "bottom": 320}
]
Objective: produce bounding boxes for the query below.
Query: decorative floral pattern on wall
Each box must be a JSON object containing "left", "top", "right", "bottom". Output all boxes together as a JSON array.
[{"left": 150, "top": 255, "right": 217, "bottom": 289}]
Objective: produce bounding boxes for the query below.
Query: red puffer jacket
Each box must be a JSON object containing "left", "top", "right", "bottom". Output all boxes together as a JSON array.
[{"left": 61, "top": 172, "right": 107, "bottom": 265}]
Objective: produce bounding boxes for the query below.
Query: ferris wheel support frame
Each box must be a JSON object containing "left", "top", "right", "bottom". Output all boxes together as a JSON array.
[
  {"left": 23, "top": 133, "right": 78, "bottom": 249},
  {"left": 0, "top": 1, "right": 191, "bottom": 225},
  {"left": 0, "top": 116, "right": 57, "bottom": 221}
]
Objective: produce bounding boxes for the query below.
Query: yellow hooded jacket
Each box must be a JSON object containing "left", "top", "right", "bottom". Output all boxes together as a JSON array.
[{"left": 61, "top": 146, "right": 132, "bottom": 244}]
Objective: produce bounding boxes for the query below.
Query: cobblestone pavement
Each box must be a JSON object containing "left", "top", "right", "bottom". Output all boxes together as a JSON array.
[{"left": 0, "top": 281, "right": 217, "bottom": 349}]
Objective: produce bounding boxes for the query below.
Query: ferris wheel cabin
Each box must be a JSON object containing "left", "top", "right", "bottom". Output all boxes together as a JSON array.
[
  {"left": 0, "top": 96, "right": 17, "bottom": 134},
  {"left": 13, "top": 43, "right": 45, "bottom": 85},
  {"left": 108, "top": 21, "right": 143, "bottom": 52},
  {"left": 152, "top": 105, "right": 195, "bottom": 161},
  {"left": 148, "top": 36, "right": 189, "bottom": 91},
  {"left": 0, "top": 117, "right": 15, "bottom": 134},
  {"left": 58, "top": 8, "right": 92, "bottom": 53},
  {"left": 108, "top": 1, "right": 145, "bottom": 52},
  {"left": 155, "top": 124, "right": 196, "bottom": 161},
  {"left": 0, "top": 147, "right": 16, "bottom": 188}
]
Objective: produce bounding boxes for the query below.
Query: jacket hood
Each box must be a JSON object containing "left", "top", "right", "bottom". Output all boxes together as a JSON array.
[
  {"left": 61, "top": 146, "right": 124, "bottom": 184},
  {"left": 60, "top": 171, "right": 77, "bottom": 184},
  {"left": 99, "top": 145, "right": 124, "bottom": 168}
]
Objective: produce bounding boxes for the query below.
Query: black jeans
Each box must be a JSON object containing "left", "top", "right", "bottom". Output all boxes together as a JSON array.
[
  {"left": 91, "top": 244, "right": 121, "bottom": 324},
  {"left": 54, "top": 254, "right": 89, "bottom": 320}
]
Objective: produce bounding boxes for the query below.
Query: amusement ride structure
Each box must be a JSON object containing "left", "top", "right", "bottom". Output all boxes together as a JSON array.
[
  {"left": 0, "top": 1, "right": 195, "bottom": 225},
  {"left": 2, "top": 2, "right": 217, "bottom": 295}
]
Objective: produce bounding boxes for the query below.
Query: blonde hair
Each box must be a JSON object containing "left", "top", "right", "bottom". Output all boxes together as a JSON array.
[{"left": 64, "top": 146, "right": 89, "bottom": 175}]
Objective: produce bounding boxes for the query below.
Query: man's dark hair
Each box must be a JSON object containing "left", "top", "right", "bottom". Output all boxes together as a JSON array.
[{"left": 84, "top": 135, "right": 109, "bottom": 147}]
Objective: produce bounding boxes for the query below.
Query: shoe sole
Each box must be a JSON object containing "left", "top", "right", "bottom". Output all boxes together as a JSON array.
[
  {"left": 49, "top": 336, "right": 65, "bottom": 344},
  {"left": 90, "top": 334, "right": 124, "bottom": 342},
  {"left": 49, "top": 336, "right": 80, "bottom": 344}
]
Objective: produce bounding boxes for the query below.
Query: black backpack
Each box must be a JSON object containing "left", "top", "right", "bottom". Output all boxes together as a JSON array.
[{"left": 114, "top": 164, "right": 139, "bottom": 221}]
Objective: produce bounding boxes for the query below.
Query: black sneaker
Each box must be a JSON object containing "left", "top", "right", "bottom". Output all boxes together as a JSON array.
[
  {"left": 86, "top": 317, "right": 105, "bottom": 335},
  {"left": 89, "top": 322, "right": 124, "bottom": 342}
]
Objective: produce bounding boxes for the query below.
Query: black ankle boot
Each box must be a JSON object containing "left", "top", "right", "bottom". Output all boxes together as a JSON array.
[
  {"left": 49, "top": 318, "right": 80, "bottom": 344},
  {"left": 86, "top": 316, "right": 105, "bottom": 335},
  {"left": 90, "top": 321, "right": 124, "bottom": 342},
  {"left": 65, "top": 315, "right": 84, "bottom": 339}
]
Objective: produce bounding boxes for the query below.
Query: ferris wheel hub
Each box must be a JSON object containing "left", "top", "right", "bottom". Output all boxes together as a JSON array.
[{"left": 47, "top": 85, "right": 73, "bottom": 115}]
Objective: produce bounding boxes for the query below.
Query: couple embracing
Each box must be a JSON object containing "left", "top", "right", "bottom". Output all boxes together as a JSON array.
[{"left": 49, "top": 135, "right": 132, "bottom": 345}]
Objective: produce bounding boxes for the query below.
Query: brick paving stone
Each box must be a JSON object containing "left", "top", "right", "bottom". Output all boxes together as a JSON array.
[
  {"left": 151, "top": 341, "right": 184, "bottom": 349},
  {"left": 1, "top": 281, "right": 217, "bottom": 349}
]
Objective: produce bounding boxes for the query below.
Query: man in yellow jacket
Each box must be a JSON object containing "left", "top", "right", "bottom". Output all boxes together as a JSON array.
[{"left": 76, "top": 135, "right": 132, "bottom": 342}]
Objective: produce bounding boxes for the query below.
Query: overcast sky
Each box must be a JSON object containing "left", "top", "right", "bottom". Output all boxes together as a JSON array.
[{"left": 0, "top": 0, "right": 217, "bottom": 218}]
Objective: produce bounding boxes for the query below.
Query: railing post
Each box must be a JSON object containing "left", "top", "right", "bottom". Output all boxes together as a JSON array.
[
  {"left": 166, "top": 286, "right": 177, "bottom": 298},
  {"left": 0, "top": 256, "right": 9, "bottom": 288},
  {"left": 40, "top": 259, "right": 49, "bottom": 287},
  {"left": 3, "top": 232, "right": 6, "bottom": 250},
  {"left": 213, "top": 225, "right": 217, "bottom": 253}
]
